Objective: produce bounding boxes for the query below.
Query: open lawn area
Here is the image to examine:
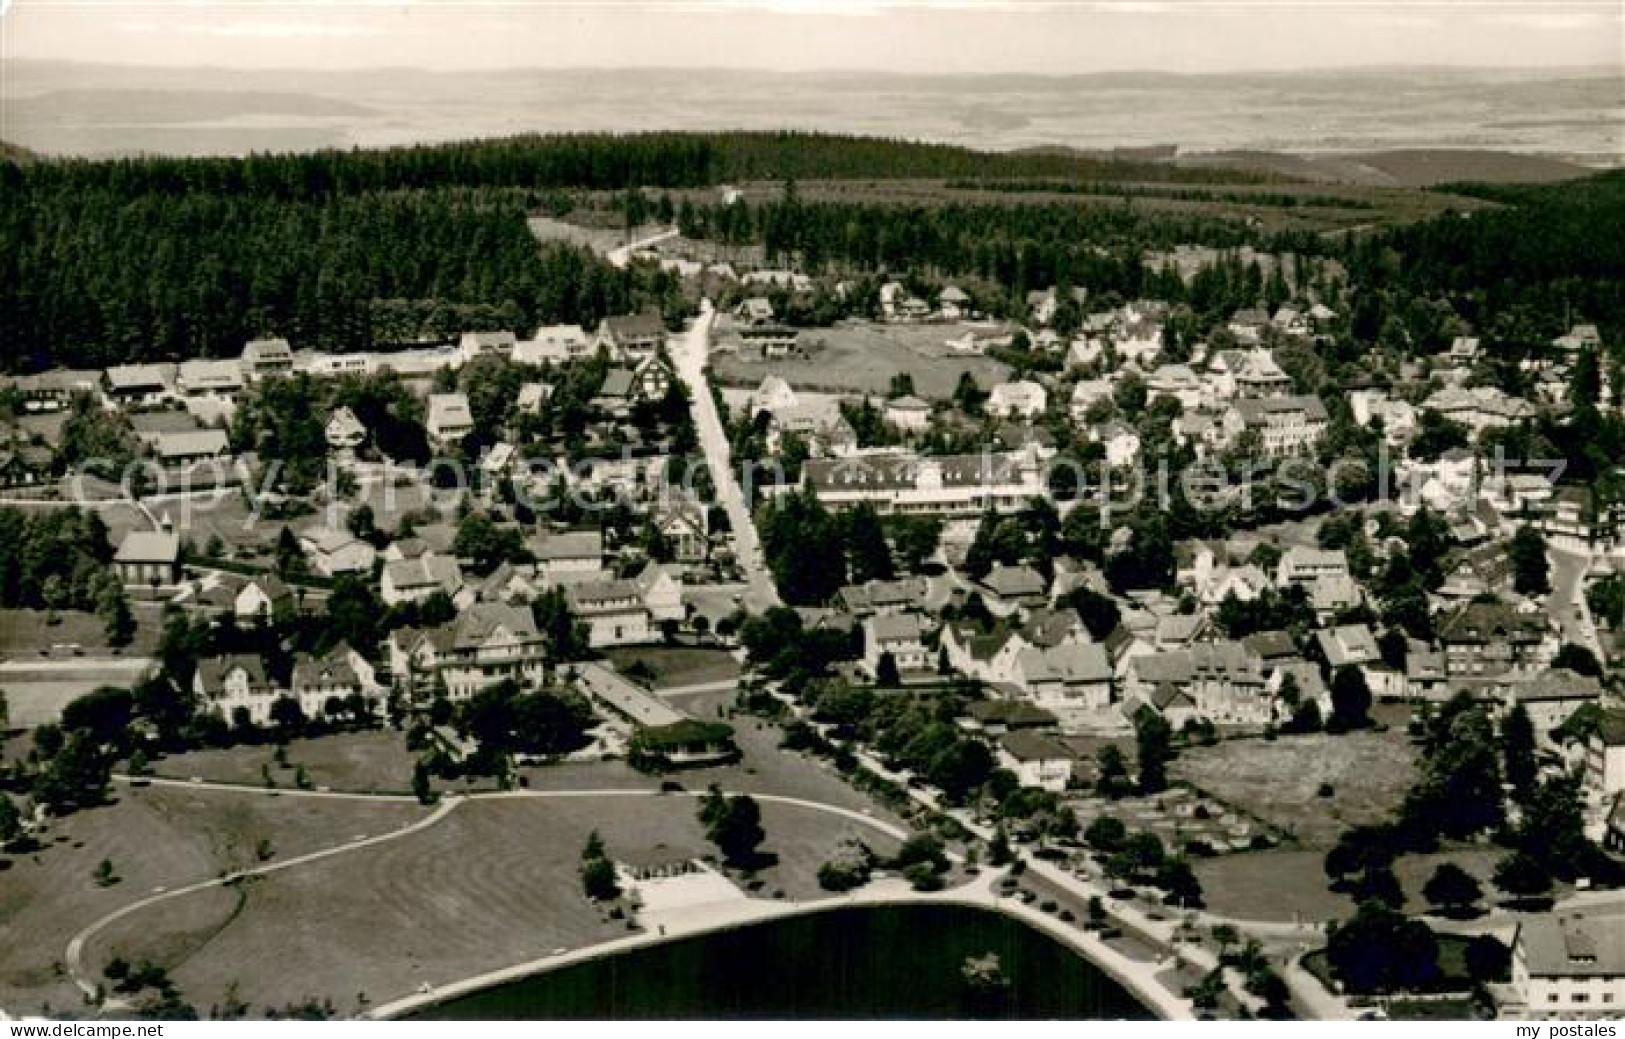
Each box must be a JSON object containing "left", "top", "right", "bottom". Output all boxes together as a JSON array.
[
  {"left": 0, "top": 607, "right": 161, "bottom": 728},
  {"left": 526, "top": 216, "right": 666, "bottom": 256},
  {"left": 85, "top": 793, "right": 902, "bottom": 1017},
  {"left": 1194, "top": 850, "right": 1354, "bottom": 923},
  {"left": 1172, "top": 728, "right": 1418, "bottom": 849},
  {"left": 0, "top": 609, "right": 160, "bottom": 657},
  {"left": 149, "top": 731, "right": 460, "bottom": 797},
  {"left": 713, "top": 319, "right": 1011, "bottom": 399},
  {"left": 0, "top": 784, "right": 426, "bottom": 1016},
  {"left": 602, "top": 645, "right": 739, "bottom": 690},
  {"left": 1194, "top": 846, "right": 1503, "bottom": 924}
]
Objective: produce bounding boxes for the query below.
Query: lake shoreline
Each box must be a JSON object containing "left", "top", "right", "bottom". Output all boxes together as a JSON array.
[{"left": 375, "top": 882, "right": 1188, "bottom": 1022}]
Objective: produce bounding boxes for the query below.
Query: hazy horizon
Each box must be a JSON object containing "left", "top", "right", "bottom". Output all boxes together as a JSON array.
[
  {"left": 4, "top": 1, "right": 1621, "bottom": 75},
  {"left": 6, "top": 57, "right": 1620, "bottom": 78}
]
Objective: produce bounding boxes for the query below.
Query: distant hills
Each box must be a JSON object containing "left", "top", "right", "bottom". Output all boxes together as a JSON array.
[
  {"left": 2, "top": 61, "right": 1616, "bottom": 173},
  {"left": 1174, "top": 149, "right": 1592, "bottom": 187}
]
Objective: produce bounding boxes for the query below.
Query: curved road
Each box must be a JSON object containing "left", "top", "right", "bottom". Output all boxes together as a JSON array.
[{"left": 66, "top": 776, "right": 907, "bottom": 1002}]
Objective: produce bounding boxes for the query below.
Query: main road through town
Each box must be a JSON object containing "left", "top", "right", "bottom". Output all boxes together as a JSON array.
[{"left": 672, "top": 301, "right": 782, "bottom": 613}]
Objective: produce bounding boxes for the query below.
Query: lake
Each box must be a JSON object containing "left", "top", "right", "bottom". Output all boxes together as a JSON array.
[{"left": 409, "top": 904, "right": 1156, "bottom": 1020}]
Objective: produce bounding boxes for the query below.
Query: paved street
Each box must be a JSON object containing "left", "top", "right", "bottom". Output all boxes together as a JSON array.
[
  {"left": 672, "top": 302, "right": 782, "bottom": 613},
  {"left": 1549, "top": 547, "right": 1601, "bottom": 656}
]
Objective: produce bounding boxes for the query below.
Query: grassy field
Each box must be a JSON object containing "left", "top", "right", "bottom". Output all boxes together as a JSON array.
[
  {"left": 601, "top": 646, "right": 739, "bottom": 690},
  {"left": 0, "top": 609, "right": 160, "bottom": 657},
  {"left": 526, "top": 216, "right": 666, "bottom": 256},
  {"left": 85, "top": 794, "right": 901, "bottom": 1016},
  {"left": 151, "top": 731, "right": 455, "bottom": 796},
  {"left": 0, "top": 784, "right": 425, "bottom": 1016},
  {"left": 713, "top": 319, "right": 1011, "bottom": 399},
  {"left": 1172, "top": 728, "right": 1419, "bottom": 849},
  {"left": 1193, "top": 845, "right": 1502, "bottom": 924},
  {"left": 149, "top": 698, "right": 900, "bottom": 823}
]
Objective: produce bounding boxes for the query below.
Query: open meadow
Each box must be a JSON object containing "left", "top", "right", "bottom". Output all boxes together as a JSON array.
[
  {"left": 0, "top": 783, "right": 427, "bottom": 1015},
  {"left": 82, "top": 793, "right": 902, "bottom": 1016},
  {"left": 713, "top": 319, "right": 1011, "bottom": 399},
  {"left": 1171, "top": 728, "right": 1418, "bottom": 849}
]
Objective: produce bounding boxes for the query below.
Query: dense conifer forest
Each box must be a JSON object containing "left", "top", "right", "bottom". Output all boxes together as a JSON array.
[{"left": 0, "top": 132, "right": 1620, "bottom": 374}]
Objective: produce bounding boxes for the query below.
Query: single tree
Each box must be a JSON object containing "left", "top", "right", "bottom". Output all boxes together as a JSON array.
[
  {"left": 1134, "top": 710, "right": 1173, "bottom": 795},
  {"left": 1501, "top": 704, "right": 1537, "bottom": 801},
  {"left": 1493, "top": 851, "right": 1552, "bottom": 900},
  {"left": 1421, "top": 862, "right": 1482, "bottom": 915},
  {"left": 1329, "top": 665, "right": 1373, "bottom": 731},
  {"left": 1509, "top": 525, "right": 1551, "bottom": 596}
]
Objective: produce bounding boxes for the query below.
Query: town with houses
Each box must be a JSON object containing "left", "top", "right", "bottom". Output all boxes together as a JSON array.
[{"left": 2, "top": 156, "right": 1624, "bottom": 1025}]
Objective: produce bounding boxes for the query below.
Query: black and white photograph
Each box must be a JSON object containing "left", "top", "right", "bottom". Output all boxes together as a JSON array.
[{"left": 0, "top": 0, "right": 1621, "bottom": 1026}]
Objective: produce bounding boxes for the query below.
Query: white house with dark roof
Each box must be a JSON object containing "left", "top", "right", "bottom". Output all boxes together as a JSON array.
[
  {"left": 292, "top": 643, "right": 374, "bottom": 721},
  {"left": 439, "top": 602, "right": 549, "bottom": 699},
  {"left": 987, "top": 380, "right": 1048, "bottom": 420},
  {"left": 515, "top": 324, "right": 592, "bottom": 365},
  {"left": 997, "top": 730, "right": 1074, "bottom": 792},
  {"left": 325, "top": 406, "right": 366, "bottom": 453},
  {"left": 241, "top": 338, "right": 295, "bottom": 381},
  {"left": 194, "top": 654, "right": 276, "bottom": 726},
  {"left": 459, "top": 330, "right": 517, "bottom": 364},
  {"left": 235, "top": 575, "right": 292, "bottom": 622},
  {"left": 1124, "top": 641, "right": 1269, "bottom": 727},
  {"left": 978, "top": 563, "right": 1047, "bottom": 615},
  {"left": 1512, "top": 914, "right": 1625, "bottom": 1015},
  {"left": 1223, "top": 395, "right": 1328, "bottom": 457},
  {"left": 114, "top": 529, "right": 180, "bottom": 586},
  {"left": 176, "top": 359, "right": 246, "bottom": 399},
  {"left": 567, "top": 579, "right": 653, "bottom": 647},
  {"left": 883, "top": 394, "right": 931, "bottom": 433},
  {"left": 862, "top": 612, "right": 932, "bottom": 678},
  {"left": 103, "top": 364, "right": 174, "bottom": 406},
  {"left": 596, "top": 311, "right": 666, "bottom": 358},
  {"left": 800, "top": 450, "right": 1046, "bottom": 517}
]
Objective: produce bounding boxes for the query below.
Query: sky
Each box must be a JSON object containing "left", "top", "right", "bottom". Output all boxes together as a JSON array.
[{"left": 1, "top": 0, "right": 1620, "bottom": 75}]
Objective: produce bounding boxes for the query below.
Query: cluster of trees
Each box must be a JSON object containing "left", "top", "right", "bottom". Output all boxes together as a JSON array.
[
  {"left": 757, "top": 493, "right": 910, "bottom": 605},
  {"left": 817, "top": 830, "right": 950, "bottom": 894},
  {"left": 11, "top": 685, "right": 138, "bottom": 816},
  {"left": 1317, "top": 689, "right": 1607, "bottom": 999},
  {"left": 805, "top": 680, "right": 994, "bottom": 805},
  {"left": 684, "top": 189, "right": 1268, "bottom": 301},
  {"left": 232, "top": 370, "right": 430, "bottom": 491},
  {"left": 963, "top": 501, "right": 1062, "bottom": 582},
  {"left": 738, "top": 607, "right": 859, "bottom": 692},
  {"left": 0, "top": 129, "right": 1296, "bottom": 371},
  {"left": 580, "top": 829, "right": 622, "bottom": 902},
  {"left": 698, "top": 785, "right": 767, "bottom": 868},
  {"left": 948, "top": 179, "right": 1370, "bottom": 211},
  {"left": 1083, "top": 816, "right": 1203, "bottom": 906},
  {"left": 1, "top": 165, "right": 647, "bottom": 367},
  {"left": 457, "top": 679, "right": 596, "bottom": 769}
]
